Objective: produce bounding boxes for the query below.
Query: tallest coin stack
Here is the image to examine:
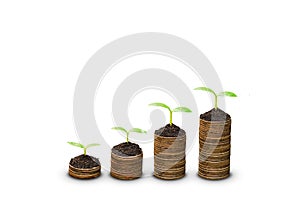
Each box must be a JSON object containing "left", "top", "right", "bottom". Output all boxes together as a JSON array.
[{"left": 198, "top": 116, "right": 231, "bottom": 180}]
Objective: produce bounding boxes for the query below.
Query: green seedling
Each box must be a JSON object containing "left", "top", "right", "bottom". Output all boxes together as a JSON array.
[
  {"left": 149, "top": 102, "right": 192, "bottom": 126},
  {"left": 111, "top": 127, "right": 147, "bottom": 143},
  {"left": 67, "top": 142, "right": 100, "bottom": 155},
  {"left": 194, "top": 87, "right": 237, "bottom": 110}
]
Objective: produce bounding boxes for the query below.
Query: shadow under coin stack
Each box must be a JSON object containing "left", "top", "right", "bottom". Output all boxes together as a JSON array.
[
  {"left": 198, "top": 118, "right": 231, "bottom": 180},
  {"left": 154, "top": 132, "right": 186, "bottom": 180}
]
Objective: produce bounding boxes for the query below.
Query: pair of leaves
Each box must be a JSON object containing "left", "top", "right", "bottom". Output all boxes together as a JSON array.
[
  {"left": 148, "top": 103, "right": 192, "bottom": 113},
  {"left": 194, "top": 87, "right": 237, "bottom": 97},
  {"left": 67, "top": 142, "right": 100, "bottom": 149},
  {"left": 111, "top": 127, "right": 147, "bottom": 134}
]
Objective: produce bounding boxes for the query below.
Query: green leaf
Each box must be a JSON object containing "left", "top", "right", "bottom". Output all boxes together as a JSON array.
[
  {"left": 67, "top": 142, "right": 84, "bottom": 148},
  {"left": 172, "top": 107, "right": 192, "bottom": 113},
  {"left": 218, "top": 91, "right": 237, "bottom": 97},
  {"left": 149, "top": 102, "right": 171, "bottom": 111},
  {"left": 85, "top": 143, "right": 100, "bottom": 149},
  {"left": 111, "top": 127, "right": 128, "bottom": 134},
  {"left": 129, "top": 128, "right": 147, "bottom": 134},
  {"left": 194, "top": 87, "right": 217, "bottom": 96}
]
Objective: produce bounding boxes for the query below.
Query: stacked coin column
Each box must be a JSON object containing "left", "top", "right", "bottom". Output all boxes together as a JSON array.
[
  {"left": 154, "top": 133, "right": 186, "bottom": 180},
  {"left": 69, "top": 165, "right": 101, "bottom": 179},
  {"left": 198, "top": 118, "right": 231, "bottom": 180},
  {"left": 110, "top": 152, "right": 143, "bottom": 180}
]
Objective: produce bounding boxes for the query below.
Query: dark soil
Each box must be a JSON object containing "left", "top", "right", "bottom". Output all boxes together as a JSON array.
[
  {"left": 154, "top": 124, "right": 186, "bottom": 137},
  {"left": 200, "top": 108, "right": 231, "bottom": 121},
  {"left": 112, "top": 142, "right": 142, "bottom": 156},
  {"left": 69, "top": 154, "right": 100, "bottom": 169}
]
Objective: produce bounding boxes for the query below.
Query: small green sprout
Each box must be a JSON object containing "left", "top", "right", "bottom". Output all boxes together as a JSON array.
[
  {"left": 111, "top": 127, "right": 147, "bottom": 143},
  {"left": 67, "top": 142, "right": 100, "bottom": 155},
  {"left": 194, "top": 87, "right": 237, "bottom": 110},
  {"left": 149, "top": 102, "right": 192, "bottom": 126}
]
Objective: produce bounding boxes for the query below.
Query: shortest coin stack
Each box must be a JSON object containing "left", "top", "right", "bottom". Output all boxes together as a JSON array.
[
  {"left": 154, "top": 133, "right": 186, "bottom": 180},
  {"left": 68, "top": 155, "right": 101, "bottom": 179},
  {"left": 110, "top": 152, "right": 143, "bottom": 180},
  {"left": 69, "top": 165, "right": 101, "bottom": 179},
  {"left": 198, "top": 118, "right": 231, "bottom": 180}
]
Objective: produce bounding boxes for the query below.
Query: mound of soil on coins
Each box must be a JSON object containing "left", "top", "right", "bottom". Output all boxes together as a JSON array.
[
  {"left": 112, "top": 142, "right": 142, "bottom": 156},
  {"left": 69, "top": 154, "right": 100, "bottom": 168},
  {"left": 200, "top": 108, "right": 231, "bottom": 121},
  {"left": 154, "top": 124, "right": 186, "bottom": 137}
]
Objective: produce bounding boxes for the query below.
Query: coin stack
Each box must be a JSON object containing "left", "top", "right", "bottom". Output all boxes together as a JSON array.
[
  {"left": 154, "top": 133, "right": 186, "bottom": 180},
  {"left": 198, "top": 118, "right": 231, "bottom": 180},
  {"left": 110, "top": 152, "right": 143, "bottom": 180},
  {"left": 69, "top": 164, "right": 101, "bottom": 179}
]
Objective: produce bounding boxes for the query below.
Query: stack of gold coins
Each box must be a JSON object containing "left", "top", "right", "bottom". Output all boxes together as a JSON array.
[
  {"left": 198, "top": 118, "right": 231, "bottom": 180},
  {"left": 69, "top": 164, "right": 101, "bottom": 179},
  {"left": 154, "top": 132, "right": 186, "bottom": 180},
  {"left": 110, "top": 152, "right": 143, "bottom": 180}
]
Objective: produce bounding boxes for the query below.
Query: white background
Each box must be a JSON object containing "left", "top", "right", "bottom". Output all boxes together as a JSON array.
[{"left": 0, "top": 0, "right": 299, "bottom": 206}]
